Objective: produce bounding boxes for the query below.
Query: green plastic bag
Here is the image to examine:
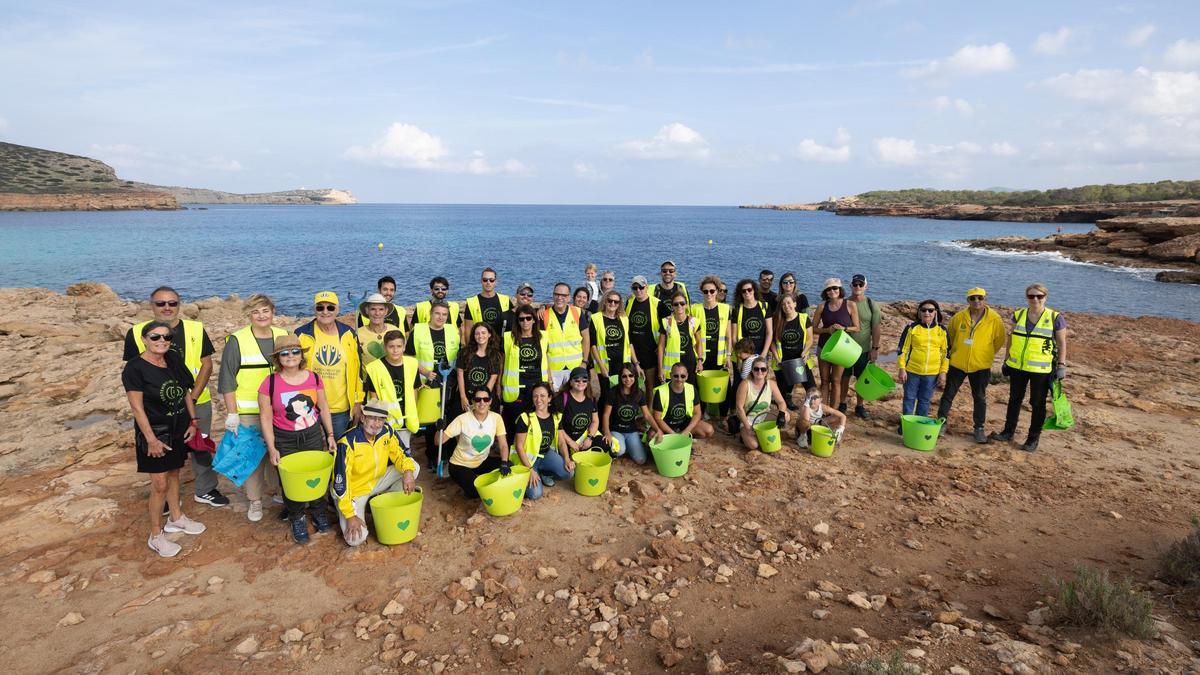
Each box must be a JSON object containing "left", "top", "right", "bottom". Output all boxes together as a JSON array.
[{"left": 1043, "top": 380, "right": 1074, "bottom": 430}]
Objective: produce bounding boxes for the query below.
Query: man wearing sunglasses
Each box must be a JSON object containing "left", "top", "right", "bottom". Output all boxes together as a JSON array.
[
  {"left": 841, "top": 274, "right": 882, "bottom": 420},
  {"left": 541, "top": 282, "right": 591, "bottom": 391},
  {"left": 937, "top": 288, "right": 1006, "bottom": 444},
  {"left": 758, "top": 269, "right": 778, "bottom": 318},
  {"left": 124, "top": 286, "right": 227, "bottom": 508},
  {"left": 464, "top": 267, "right": 511, "bottom": 339},
  {"left": 650, "top": 260, "right": 689, "bottom": 306},
  {"left": 626, "top": 275, "right": 665, "bottom": 398},
  {"left": 410, "top": 276, "right": 461, "bottom": 332},
  {"left": 296, "top": 291, "right": 363, "bottom": 441}
]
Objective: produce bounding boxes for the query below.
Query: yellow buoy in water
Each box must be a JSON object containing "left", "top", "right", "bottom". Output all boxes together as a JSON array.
[
  {"left": 708, "top": 239, "right": 714, "bottom": 246},
  {"left": 377, "top": 242, "right": 384, "bottom": 251}
]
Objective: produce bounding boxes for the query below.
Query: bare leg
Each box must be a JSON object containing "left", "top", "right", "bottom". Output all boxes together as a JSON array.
[
  {"left": 148, "top": 472, "right": 168, "bottom": 534},
  {"left": 166, "top": 469, "right": 182, "bottom": 521}
]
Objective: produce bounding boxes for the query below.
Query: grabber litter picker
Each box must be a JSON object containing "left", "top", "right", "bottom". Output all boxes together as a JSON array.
[{"left": 435, "top": 360, "right": 455, "bottom": 478}]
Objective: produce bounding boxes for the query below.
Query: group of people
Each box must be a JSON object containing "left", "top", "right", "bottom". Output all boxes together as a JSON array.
[{"left": 122, "top": 264, "right": 1068, "bottom": 555}]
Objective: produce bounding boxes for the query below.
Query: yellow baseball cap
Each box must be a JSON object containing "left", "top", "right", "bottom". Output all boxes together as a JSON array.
[
  {"left": 314, "top": 290, "right": 339, "bottom": 305},
  {"left": 966, "top": 287, "right": 987, "bottom": 298}
]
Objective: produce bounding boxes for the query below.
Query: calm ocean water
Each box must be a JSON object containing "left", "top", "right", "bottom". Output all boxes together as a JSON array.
[{"left": 0, "top": 204, "right": 1195, "bottom": 320}]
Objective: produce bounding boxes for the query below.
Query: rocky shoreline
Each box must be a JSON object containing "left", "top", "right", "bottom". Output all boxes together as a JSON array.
[{"left": 0, "top": 190, "right": 180, "bottom": 211}]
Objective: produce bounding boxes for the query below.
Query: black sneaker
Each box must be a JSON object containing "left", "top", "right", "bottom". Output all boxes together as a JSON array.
[
  {"left": 854, "top": 404, "right": 868, "bottom": 419},
  {"left": 194, "top": 489, "right": 230, "bottom": 507},
  {"left": 989, "top": 430, "right": 1014, "bottom": 443},
  {"left": 311, "top": 508, "right": 331, "bottom": 533},
  {"left": 1021, "top": 437, "right": 1039, "bottom": 453},
  {"left": 837, "top": 403, "right": 848, "bottom": 414},
  {"left": 290, "top": 515, "right": 310, "bottom": 544},
  {"left": 787, "top": 401, "right": 800, "bottom": 412},
  {"left": 277, "top": 508, "right": 290, "bottom": 522},
  {"left": 974, "top": 428, "right": 989, "bottom": 444}
]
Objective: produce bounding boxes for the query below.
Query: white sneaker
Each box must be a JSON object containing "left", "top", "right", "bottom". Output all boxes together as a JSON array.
[
  {"left": 164, "top": 514, "right": 206, "bottom": 535},
  {"left": 148, "top": 532, "right": 181, "bottom": 558},
  {"left": 798, "top": 435, "right": 809, "bottom": 449},
  {"left": 247, "top": 500, "right": 263, "bottom": 522},
  {"left": 271, "top": 494, "right": 284, "bottom": 505}
]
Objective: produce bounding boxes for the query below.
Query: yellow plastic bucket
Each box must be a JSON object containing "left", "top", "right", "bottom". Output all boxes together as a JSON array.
[
  {"left": 901, "top": 415, "right": 943, "bottom": 452},
  {"left": 854, "top": 363, "right": 896, "bottom": 401},
  {"left": 417, "top": 386, "right": 442, "bottom": 425},
  {"left": 278, "top": 450, "right": 334, "bottom": 502},
  {"left": 809, "top": 425, "right": 836, "bottom": 457},
  {"left": 699, "top": 369, "right": 729, "bottom": 403},
  {"left": 474, "top": 465, "right": 531, "bottom": 516},
  {"left": 649, "top": 434, "right": 692, "bottom": 477},
  {"left": 572, "top": 450, "right": 613, "bottom": 496},
  {"left": 753, "top": 421, "right": 783, "bottom": 453},
  {"left": 370, "top": 488, "right": 423, "bottom": 545},
  {"left": 819, "top": 329, "right": 862, "bottom": 368}
]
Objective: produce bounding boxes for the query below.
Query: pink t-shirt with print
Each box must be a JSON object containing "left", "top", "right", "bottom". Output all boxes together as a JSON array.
[{"left": 259, "top": 372, "right": 323, "bottom": 431}]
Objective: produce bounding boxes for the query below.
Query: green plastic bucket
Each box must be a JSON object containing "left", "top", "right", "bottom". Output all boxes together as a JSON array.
[
  {"left": 278, "top": 450, "right": 334, "bottom": 502},
  {"left": 609, "top": 374, "right": 619, "bottom": 388},
  {"left": 901, "top": 415, "right": 944, "bottom": 452},
  {"left": 417, "top": 386, "right": 442, "bottom": 424},
  {"left": 809, "top": 425, "right": 836, "bottom": 458},
  {"left": 819, "top": 329, "right": 862, "bottom": 368},
  {"left": 698, "top": 370, "right": 729, "bottom": 403},
  {"left": 753, "top": 421, "right": 783, "bottom": 453},
  {"left": 370, "top": 488, "right": 423, "bottom": 545},
  {"left": 650, "top": 434, "right": 692, "bottom": 477},
  {"left": 854, "top": 363, "right": 896, "bottom": 401},
  {"left": 474, "top": 465, "right": 531, "bottom": 516},
  {"left": 571, "top": 450, "right": 613, "bottom": 496}
]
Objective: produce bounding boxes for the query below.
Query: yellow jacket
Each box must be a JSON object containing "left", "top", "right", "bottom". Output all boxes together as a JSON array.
[
  {"left": 947, "top": 307, "right": 1006, "bottom": 373},
  {"left": 331, "top": 424, "right": 416, "bottom": 518},
  {"left": 897, "top": 322, "right": 949, "bottom": 376}
]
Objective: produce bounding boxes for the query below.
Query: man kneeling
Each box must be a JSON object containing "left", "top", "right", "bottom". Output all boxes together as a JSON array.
[{"left": 331, "top": 400, "right": 418, "bottom": 546}]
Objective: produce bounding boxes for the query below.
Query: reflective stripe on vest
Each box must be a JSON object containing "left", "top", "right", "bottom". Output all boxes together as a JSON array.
[
  {"left": 363, "top": 356, "right": 419, "bottom": 433},
  {"left": 517, "top": 411, "right": 560, "bottom": 461},
  {"left": 412, "top": 323, "right": 460, "bottom": 373},
  {"left": 1005, "top": 307, "right": 1058, "bottom": 373},
  {"left": 502, "top": 332, "right": 549, "bottom": 402},
  {"left": 133, "top": 318, "right": 211, "bottom": 404},
  {"left": 542, "top": 307, "right": 583, "bottom": 370},
  {"left": 662, "top": 315, "right": 694, "bottom": 370},
  {"left": 590, "top": 313, "right": 630, "bottom": 373},
  {"left": 415, "top": 300, "right": 460, "bottom": 327},
  {"left": 690, "top": 302, "right": 730, "bottom": 367},
  {"left": 229, "top": 325, "right": 286, "bottom": 414}
]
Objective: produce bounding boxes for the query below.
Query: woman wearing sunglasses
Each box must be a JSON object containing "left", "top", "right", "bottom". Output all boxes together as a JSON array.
[
  {"left": 510, "top": 383, "right": 574, "bottom": 499},
  {"left": 591, "top": 290, "right": 638, "bottom": 402},
  {"left": 602, "top": 362, "right": 656, "bottom": 464},
  {"left": 991, "top": 283, "right": 1068, "bottom": 453},
  {"left": 896, "top": 300, "right": 948, "bottom": 427},
  {"left": 651, "top": 363, "right": 715, "bottom": 439},
  {"left": 729, "top": 278, "right": 773, "bottom": 366},
  {"left": 733, "top": 357, "right": 792, "bottom": 451},
  {"left": 554, "top": 366, "right": 602, "bottom": 456},
  {"left": 501, "top": 304, "right": 549, "bottom": 441},
  {"left": 123, "top": 320, "right": 205, "bottom": 557},
  {"left": 777, "top": 272, "right": 808, "bottom": 313},
  {"left": 437, "top": 386, "right": 511, "bottom": 498},
  {"left": 658, "top": 290, "right": 702, "bottom": 387},
  {"left": 813, "top": 278, "right": 860, "bottom": 412},
  {"left": 771, "top": 293, "right": 814, "bottom": 408}
]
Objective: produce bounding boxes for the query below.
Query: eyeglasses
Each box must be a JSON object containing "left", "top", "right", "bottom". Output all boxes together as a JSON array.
[
  {"left": 553, "top": 292, "right": 569, "bottom": 298},
  {"left": 432, "top": 286, "right": 448, "bottom": 292},
  {"left": 741, "top": 288, "right": 755, "bottom": 294},
  {"left": 316, "top": 303, "right": 337, "bottom": 312},
  {"left": 968, "top": 295, "right": 984, "bottom": 301},
  {"left": 632, "top": 284, "right": 646, "bottom": 290},
  {"left": 761, "top": 277, "right": 774, "bottom": 283},
  {"left": 277, "top": 348, "right": 303, "bottom": 356},
  {"left": 571, "top": 377, "right": 589, "bottom": 383},
  {"left": 851, "top": 281, "right": 865, "bottom": 287},
  {"left": 602, "top": 277, "right": 614, "bottom": 282},
  {"left": 919, "top": 308, "right": 936, "bottom": 313},
  {"left": 1027, "top": 293, "right": 1045, "bottom": 299},
  {"left": 671, "top": 373, "right": 688, "bottom": 380},
  {"left": 752, "top": 366, "right": 768, "bottom": 372},
  {"left": 620, "top": 373, "right": 636, "bottom": 379},
  {"left": 153, "top": 300, "right": 180, "bottom": 307},
  {"left": 474, "top": 396, "right": 491, "bottom": 403},
  {"left": 672, "top": 302, "right": 687, "bottom": 307},
  {"left": 718, "top": 288, "right": 727, "bottom": 293},
  {"left": 780, "top": 280, "right": 795, "bottom": 286},
  {"left": 145, "top": 333, "right": 173, "bottom": 342},
  {"left": 482, "top": 277, "right": 496, "bottom": 283},
  {"left": 702, "top": 288, "right": 717, "bottom": 295},
  {"left": 517, "top": 316, "right": 535, "bottom": 322},
  {"left": 518, "top": 291, "right": 533, "bottom": 297},
  {"left": 661, "top": 268, "right": 675, "bottom": 274},
  {"left": 606, "top": 299, "right": 620, "bottom": 305}
]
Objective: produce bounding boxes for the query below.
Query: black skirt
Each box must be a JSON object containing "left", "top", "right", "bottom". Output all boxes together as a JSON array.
[{"left": 135, "top": 424, "right": 188, "bottom": 474}]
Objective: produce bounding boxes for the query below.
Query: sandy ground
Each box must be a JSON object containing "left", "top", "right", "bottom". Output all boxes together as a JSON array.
[{"left": 1, "top": 284, "right": 1198, "bottom": 674}]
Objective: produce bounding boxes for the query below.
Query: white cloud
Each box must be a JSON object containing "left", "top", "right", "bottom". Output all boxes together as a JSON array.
[
  {"left": 1038, "top": 67, "right": 1200, "bottom": 118},
  {"left": 1164, "top": 39, "right": 1200, "bottom": 68},
  {"left": 1033, "top": 27, "right": 1073, "bottom": 55},
  {"left": 1123, "top": 24, "right": 1156, "bottom": 47},
  {"left": 796, "top": 128, "right": 851, "bottom": 162},
  {"left": 343, "top": 122, "right": 529, "bottom": 175},
  {"left": 573, "top": 161, "right": 606, "bottom": 180},
  {"left": 90, "top": 143, "right": 244, "bottom": 174},
  {"left": 873, "top": 137, "right": 1016, "bottom": 166},
  {"left": 618, "top": 123, "right": 710, "bottom": 160},
  {"left": 873, "top": 137, "right": 919, "bottom": 164},
  {"left": 932, "top": 95, "right": 975, "bottom": 115},
  {"left": 906, "top": 42, "right": 1016, "bottom": 81},
  {"left": 990, "top": 141, "right": 1019, "bottom": 156}
]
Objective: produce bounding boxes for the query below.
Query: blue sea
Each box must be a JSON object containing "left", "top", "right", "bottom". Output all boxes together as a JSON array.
[{"left": 0, "top": 204, "right": 1195, "bottom": 321}]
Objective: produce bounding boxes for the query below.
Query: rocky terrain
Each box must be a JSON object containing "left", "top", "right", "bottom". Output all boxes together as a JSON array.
[
  {"left": 741, "top": 198, "right": 1200, "bottom": 225},
  {"left": 129, "top": 185, "right": 357, "bottom": 206},
  {"left": 2, "top": 284, "right": 1199, "bottom": 673}
]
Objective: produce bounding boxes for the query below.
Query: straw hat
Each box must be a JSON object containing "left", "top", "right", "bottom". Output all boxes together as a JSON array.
[{"left": 271, "top": 334, "right": 307, "bottom": 355}]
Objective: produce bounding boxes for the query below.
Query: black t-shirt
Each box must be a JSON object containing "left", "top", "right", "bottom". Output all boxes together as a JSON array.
[
  {"left": 605, "top": 388, "right": 645, "bottom": 433},
  {"left": 779, "top": 316, "right": 806, "bottom": 361},
  {"left": 515, "top": 414, "right": 556, "bottom": 455},
  {"left": 654, "top": 283, "right": 684, "bottom": 305},
  {"left": 675, "top": 318, "right": 696, "bottom": 365},
  {"left": 555, "top": 392, "right": 596, "bottom": 440},
  {"left": 514, "top": 335, "right": 543, "bottom": 384},
  {"left": 121, "top": 351, "right": 196, "bottom": 436},
  {"left": 364, "top": 359, "right": 407, "bottom": 410},
  {"left": 628, "top": 298, "right": 663, "bottom": 351},
  {"left": 702, "top": 306, "right": 721, "bottom": 361},
  {"left": 122, "top": 322, "right": 215, "bottom": 362},
  {"left": 475, "top": 295, "right": 504, "bottom": 333},
  {"left": 761, "top": 291, "right": 779, "bottom": 318},
  {"left": 737, "top": 304, "right": 768, "bottom": 354},
  {"left": 652, "top": 386, "right": 692, "bottom": 429},
  {"left": 406, "top": 327, "right": 448, "bottom": 368},
  {"left": 461, "top": 351, "right": 494, "bottom": 392},
  {"left": 590, "top": 316, "right": 626, "bottom": 370}
]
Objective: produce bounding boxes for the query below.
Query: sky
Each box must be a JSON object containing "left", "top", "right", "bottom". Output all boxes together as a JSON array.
[{"left": 1, "top": 1, "right": 1199, "bottom": 205}]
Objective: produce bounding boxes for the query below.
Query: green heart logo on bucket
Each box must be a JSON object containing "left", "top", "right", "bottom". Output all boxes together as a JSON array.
[
  {"left": 398, "top": 520, "right": 410, "bottom": 530},
  {"left": 305, "top": 478, "right": 320, "bottom": 488},
  {"left": 484, "top": 498, "right": 494, "bottom": 506},
  {"left": 712, "top": 386, "right": 721, "bottom": 393},
  {"left": 675, "top": 460, "right": 683, "bottom": 466},
  {"left": 924, "top": 435, "right": 932, "bottom": 441},
  {"left": 588, "top": 478, "right": 599, "bottom": 486},
  {"left": 470, "top": 435, "right": 491, "bottom": 451},
  {"left": 512, "top": 489, "right": 522, "bottom": 498},
  {"left": 767, "top": 434, "right": 777, "bottom": 443}
]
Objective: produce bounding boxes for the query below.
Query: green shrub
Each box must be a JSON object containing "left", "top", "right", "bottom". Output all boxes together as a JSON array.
[
  {"left": 849, "top": 651, "right": 909, "bottom": 675},
  {"left": 1051, "top": 565, "right": 1153, "bottom": 638},
  {"left": 1159, "top": 523, "right": 1200, "bottom": 586}
]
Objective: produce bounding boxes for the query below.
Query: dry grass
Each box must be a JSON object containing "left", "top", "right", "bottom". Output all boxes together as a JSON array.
[{"left": 1051, "top": 565, "right": 1154, "bottom": 638}]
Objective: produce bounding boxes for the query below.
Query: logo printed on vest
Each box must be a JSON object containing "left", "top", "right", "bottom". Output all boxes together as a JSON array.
[{"left": 315, "top": 344, "right": 342, "bottom": 367}]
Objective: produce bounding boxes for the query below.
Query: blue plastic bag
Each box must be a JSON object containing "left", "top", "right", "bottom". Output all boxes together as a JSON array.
[{"left": 213, "top": 425, "right": 267, "bottom": 487}]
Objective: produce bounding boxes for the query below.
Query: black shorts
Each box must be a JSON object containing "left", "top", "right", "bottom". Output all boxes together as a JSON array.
[
  {"left": 848, "top": 351, "right": 869, "bottom": 378},
  {"left": 633, "top": 344, "right": 658, "bottom": 372}
]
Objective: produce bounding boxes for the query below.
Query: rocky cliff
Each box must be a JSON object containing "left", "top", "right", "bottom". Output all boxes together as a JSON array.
[
  {"left": 132, "top": 185, "right": 357, "bottom": 205},
  {"left": 0, "top": 191, "right": 179, "bottom": 211},
  {"left": 832, "top": 200, "right": 1200, "bottom": 223}
]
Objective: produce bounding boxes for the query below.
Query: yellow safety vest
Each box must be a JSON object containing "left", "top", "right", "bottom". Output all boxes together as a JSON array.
[
  {"left": 1006, "top": 307, "right": 1058, "bottom": 374},
  {"left": 625, "top": 296, "right": 663, "bottom": 337},
  {"left": 541, "top": 306, "right": 584, "bottom": 372},
  {"left": 501, "top": 332, "right": 549, "bottom": 403},
  {"left": 654, "top": 382, "right": 696, "bottom": 424},
  {"left": 771, "top": 313, "right": 810, "bottom": 365},
  {"left": 358, "top": 303, "right": 407, "bottom": 334},
  {"left": 649, "top": 281, "right": 689, "bottom": 305},
  {"left": 661, "top": 315, "right": 698, "bottom": 370},
  {"left": 414, "top": 300, "right": 460, "bottom": 327},
  {"left": 411, "top": 323, "right": 460, "bottom": 373},
  {"left": 133, "top": 318, "right": 211, "bottom": 404},
  {"left": 362, "top": 356, "right": 420, "bottom": 433},
  {"left": 590, "top": 313, "right": 630, "bottom": 374},
  {"left": 466, "top": 294, "right": 511, "bottom": 325},
  {"left": 515, "top": 411, "right": 561, "bottom": 462},
  {"left": 690, "top": 302, "right": 730, "bottom": 367},
  {"left": 227, "top": 325, "right": 287, "bottom": 414}
]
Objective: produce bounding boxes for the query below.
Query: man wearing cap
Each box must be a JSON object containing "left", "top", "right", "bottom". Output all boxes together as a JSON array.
[
  {"left": 330, "top": 399, "right": 418, "bottom": 547},
  {"left": 542, "top": 282, "right": 591, "bottom": 391},
  {"left": 410, "top": 276, "right": 460, "bottom": 331},
  {"left": 357, "top": 293, "right": 400, "bottom": 366},
  {"left": 356, "top": 276, "right": 406, "bottom": 329},
  {"left": 626, "top": 275, "right": 665, "bottom": 397},
  {"left": 650, "top": 260, "right": 689, "bottom": 306},
  {"left": 841, "top": 274, "right": 883, "bottom": 419},
  {"left": 124, "top": 286, "right": 228, "bottom": 508},
  {"left": 937, "top": 288, "right": 1007, "bottom": 444},
  {"left": 504, "top": 282, "right": 535, "bottom": 333},
  {"left": 464, "top": 267, "right": 510, "bottom": 339},
  {"left": 296, "top": 291, "right": 363, "bottom": 441}
]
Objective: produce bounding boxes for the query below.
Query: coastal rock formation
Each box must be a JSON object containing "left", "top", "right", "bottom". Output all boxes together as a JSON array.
[
  {"left": 0, "top": 191, "right": 179, "bottom": 211},
  {"left": 832, "top": 200, "right": 1200, "bottom": 223},
  {"left": 132, "top": 185, "right": 357, "bottom": 205}
]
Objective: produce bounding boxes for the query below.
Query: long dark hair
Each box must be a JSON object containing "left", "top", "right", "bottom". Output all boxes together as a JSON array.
[
  {"left": 611, "top": 362, "right": 642, "bottom": 406},
  {"left": 458, "top": 321, "right": 503, "bottom": 374},
  {"left": 512, "top": 304, "right": 542, "bottom": 341},
  {"left": 917, "top": 299, "right": 946, "bottom": 327},
  {"left": 773, "top": 292, "right": 799, "bottom": 346},
  {"left": 733, "top": 278, "right": 759, "bottom": 308}
]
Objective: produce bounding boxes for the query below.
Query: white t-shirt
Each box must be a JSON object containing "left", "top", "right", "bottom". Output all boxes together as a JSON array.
[{"left": 444, "top": 411, "right": 506, "bottom": 469}]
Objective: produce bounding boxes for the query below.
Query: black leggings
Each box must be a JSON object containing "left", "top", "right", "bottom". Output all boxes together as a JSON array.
[
  {"left": 1002, "top": 369, "right": 1051, "bottom": 441},
  {"left": 937, "top": 366, "right": 990, "bottom": 429},
  {"left": 449, "top": 455, "right": 503, "bottom": 498},
  {"left": 275, "top": 426, "right": 325, "bottom": 519}
]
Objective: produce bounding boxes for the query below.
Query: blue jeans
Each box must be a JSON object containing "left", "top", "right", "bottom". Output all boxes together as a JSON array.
[
  {"left": 902, "top": 373, "right": 938, "bottom": 417},
  {"left": 613, "top": 431, "right": 647, "bottom": 465},
  {"left": 330, "top": 411, "right": 351, "bottom": 442},
  {"left": 526, "top": 452, "right": 574, "bottom": 500}
]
